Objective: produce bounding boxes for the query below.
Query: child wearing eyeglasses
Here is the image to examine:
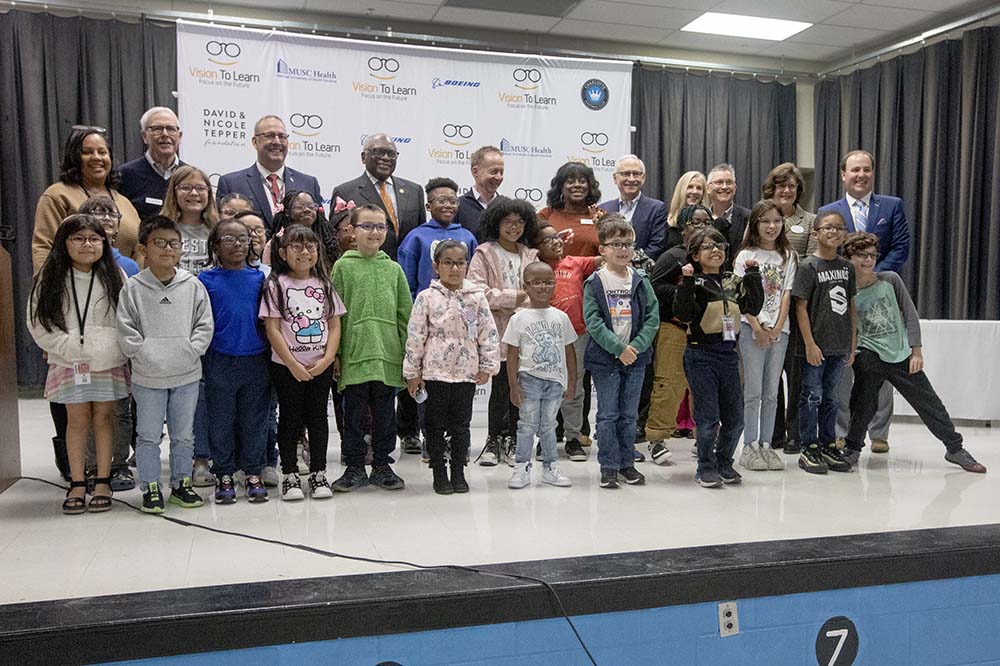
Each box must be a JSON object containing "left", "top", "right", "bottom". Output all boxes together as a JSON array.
[
  {"left": 117, "top": 216, "right": 214, "bottom": 514},
  {"left": 198, "top": 217, "right": 272, "bottom": 504},
  {"left": 330, "top": 205, "right": 412, "bottom": 492},
  {"left": 161, "top": 166, "right": 219, "bottom": 276},
  {"left": 674, "top": 227, "right": 763, "bottom": 489},
  {"left": 583, "top": 215, "right": 659, "bottom": 489}
]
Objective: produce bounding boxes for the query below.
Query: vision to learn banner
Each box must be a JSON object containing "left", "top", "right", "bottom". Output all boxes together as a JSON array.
[{"left": 176, "top": 21, "right": 633, "bottom": 207}]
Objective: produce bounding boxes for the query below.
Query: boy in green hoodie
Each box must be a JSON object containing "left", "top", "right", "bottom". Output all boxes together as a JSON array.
[{"left": 331, "top": 204, "right": 413, "bottom": 492}]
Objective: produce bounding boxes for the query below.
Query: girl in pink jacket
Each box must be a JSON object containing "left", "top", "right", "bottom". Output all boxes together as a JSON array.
[
  {"left": 466, "top": 196, "right": 539, "bottom": 467},
  {"left": 405, "top": 240, "right": 500, "bottom": 495}
]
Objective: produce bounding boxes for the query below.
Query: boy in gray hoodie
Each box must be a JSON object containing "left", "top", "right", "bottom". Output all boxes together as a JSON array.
[{"left": 117, "top": 216, "right": 215, "bottom": 513}]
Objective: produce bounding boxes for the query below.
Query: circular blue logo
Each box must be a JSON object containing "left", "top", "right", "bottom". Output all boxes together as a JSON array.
[{"left": 581, "top": 78, "right": 609, "bottom": 110}]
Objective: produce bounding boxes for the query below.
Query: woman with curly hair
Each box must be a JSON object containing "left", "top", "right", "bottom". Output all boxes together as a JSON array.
[{"left": 538, "top": 161, "right": 604, "bottom": 257}]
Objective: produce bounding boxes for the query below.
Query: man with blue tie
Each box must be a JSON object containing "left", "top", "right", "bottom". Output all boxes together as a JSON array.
[
  {"left": 820, "top": 149, "right": 911, "bottom": 455},
  {"left": 598, "top": 155, "right": 667, "bottom": 260},
  {"left": 215, "top": 115, "right": 325, "bottom": 232}
]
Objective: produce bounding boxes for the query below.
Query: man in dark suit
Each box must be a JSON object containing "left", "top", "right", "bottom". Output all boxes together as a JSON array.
[
  {"left": 817, "top": 150, "right": 910, "bottom": 272},
  {"left": 331, "top": 133, "right": 425, "bottom": 261},
  {"left": 597, "top": 155, "right": 667, "bottom": 260},
  {"left": 454, "top": 145, "right": 504, "bottom": 239},
  {"left": 215, "top": 115, "right": 324, "bottom": 232},
  {"left": 706, "top": 163, "right": 750, "bottom": 269},
  {"left": 119, "top": 106, "right": 186, "bottom": 220}
]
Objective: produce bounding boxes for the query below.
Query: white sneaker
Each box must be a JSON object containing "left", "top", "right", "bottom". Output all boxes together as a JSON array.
[
  {"left": 260, "top": 466, "right": 280, "bottom": 488},
  {"left": 296, "top": 442, "right": 309, "bottom": 475},
  {"left": 648, "top": 440, "right": 673, "bottom": 465},
  {"left": 541, "top": 463, "right": 571, "bottom": 487},
  {"left": 508, "top": 462, "right": 531, "bottom": 489},
  {"left": 739, "top": 443, "right": 768, "bottom": 471},
  {"left": 309, "top": 471, "right": 333, "bottom": 499},
  {"left": 761, "top": 446, "right": 785, "bottom": 470},
  {"left": 281, "top": 473, "right": 305, "bottom": 501},
  {"left": 192, "top": 459, "right": 215, "bottom": 487},
  {"left": 478, "top": 437, "right": 499, "bottom": 467}
]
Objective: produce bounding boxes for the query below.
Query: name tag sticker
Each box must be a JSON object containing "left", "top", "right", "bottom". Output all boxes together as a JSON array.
[
  {"left": 790, "top": 224, "right": 804, "bottom": 234},
  {"left": 73, "top": 361, "right": 92, "bottom": 386},
  {"left": 145, "top": 197, "right": 163, "bottom": 206},
  {"left": 580, "top": 218, "right": 594, "bottom": 225},
  {"left": 722, "top": 315, "right": 737, "bottom": 342}
]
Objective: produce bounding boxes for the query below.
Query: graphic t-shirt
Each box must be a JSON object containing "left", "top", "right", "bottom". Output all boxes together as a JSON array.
[
  {"left": 734, "top": 248, "right": 797, "bottom": 332},
  {"left": 551, "top": 255, "right": 599, "bottom": 334},
  {"left": 495, "top": 246, "right": 522, "bottom": 291},
  {"left": 855, "top": 277, "right": 910, "bottom": 364},
  {"left": 259, "top": 275, "right": 346, "bottom": 366},
  {"left": 179, "top": 222, "right": 211, "bottom": 275},
  {"left": 598, "top": 266, "right": 633, "bottom": 344},
  {"left": 502, "top": 307, "right": 578, "bottom": 389},
  {"left": 791, "top": 255, "right": 856, "bottom": 356}
]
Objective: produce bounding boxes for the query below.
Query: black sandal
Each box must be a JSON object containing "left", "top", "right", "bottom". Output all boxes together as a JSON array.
[
  {"left": 63, "top": 480, "right": 87, "bottom": 515},
  {"left": 88, "top": 477, "right": 113, "bottom": 513}
]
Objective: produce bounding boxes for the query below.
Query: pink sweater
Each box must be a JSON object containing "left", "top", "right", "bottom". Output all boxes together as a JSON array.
[
  {"left": 466, "top": 242, "right": 538, "bottom": 353},
  {"left": 403, "top": 280, "right": 500, "bottom": 383}
]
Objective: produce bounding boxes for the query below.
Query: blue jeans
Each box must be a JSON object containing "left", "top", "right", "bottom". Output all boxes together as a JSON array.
[
  {"left": 739, "top": 324, "right": 788, "bottom": 445},
  {"left": 203, "top": 349, "right": 271, "bottom": 477},
  {"left": 133, "top": 381, "right": 199, "bottom": 489},
  {"left": 591, "top": 364, "right": 645, "bottom": 472},
  {"left": 684, "top": 347, "right": 743, "bottom": 476},
  {"left": 798, "top": 354, "right": 846, "bottom": 446},
  {"left": 515, "top": 373, "right": 563, "bottom": 465}
]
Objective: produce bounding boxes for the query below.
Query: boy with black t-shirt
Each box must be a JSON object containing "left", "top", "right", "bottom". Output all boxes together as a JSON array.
[{"left": 792, "top": 211, "right": 856, "bottom": 474}]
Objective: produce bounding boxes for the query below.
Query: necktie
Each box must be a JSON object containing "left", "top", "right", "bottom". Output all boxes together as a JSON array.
[
  {"left": 378, "top": 180, "right": 399, "bottom": 235},
  {"left": 266, "top": 173, "right": 282, "bottom": 207},
  {"left": 853, "top": 200, "right": 868, "bottom": 233}
]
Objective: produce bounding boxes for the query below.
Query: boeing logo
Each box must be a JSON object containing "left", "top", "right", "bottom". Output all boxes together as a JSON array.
[
  {"left": 276, "top": 59, "right": 337, "bottom": 83},
  {"left": 432, "top": 77, "right": 481, "bottom": 89}
]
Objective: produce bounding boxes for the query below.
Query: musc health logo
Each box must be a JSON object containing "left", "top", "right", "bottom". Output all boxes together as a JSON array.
[
  {"left": 205, "top": 41, "right": 240, "bottom": 66},
  {"left": 432, "top": 77, "right": 481, "bottom": 89},
  {"left": 515, "top": 187, "right": 544, "bottom": 203},
  {"left": 276, "top": 59, "right": 337, "bottom": 83},
  {"left": 581, "top": 132, "right": 609, "bottom": 153},
  {"left": 581, "top": 78, "right": 609, "bottom": 110},
  {"left": 442, "top": 124, "right": 474, "bottom": 146},
  {"left": 290, "top": 114, "right": 323, "bottom": 137},
  {"left": 368, "top": 57, "right": 400, "bottom": 80},
  {"left": 512, "top": 67, "right": 541, "bottom": 90}
]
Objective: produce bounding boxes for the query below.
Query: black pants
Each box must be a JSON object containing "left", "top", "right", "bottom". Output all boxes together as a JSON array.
[
  {"left": 396, "top": 388, "right": 420, "bottom": 439},
  {"left": 488, "top": 361, "right": 519, "bottom": 438},
  {"left": 847, "top": 349, "right": 962, "bottom": 454},
  {"left": 774, "top": 323, "right": 804, "bottom": 444},
  {"left": 343, "top": 381, "right": 397, "bottom": 467},
  {"left": 424, "top": 381, "right": 476, "bottom": 468},
  {"left": 271, "top": 362, "right": 335, "bottom": 474}
]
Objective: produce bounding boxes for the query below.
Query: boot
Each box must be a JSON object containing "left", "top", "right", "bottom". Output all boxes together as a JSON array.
[
  {"left": 450, "top": 461, "right": 469, "bottom": 494},
  {"left": 432, "top": 465, "right": 453, "bottom": 495},
  {"left": 52, "top": 437, "right": 71, "bottom": 482}
]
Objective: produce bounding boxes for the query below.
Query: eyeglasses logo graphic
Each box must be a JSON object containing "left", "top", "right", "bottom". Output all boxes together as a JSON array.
[
  {"left": 442, "top": 124, "right": 474, "bottom": 146},
  {"left": 515, "top": 188, "right": 543, "bottom": 203},
  {"left": 580, "top": 132, "right": 609, "bottom": 153},
  {"left": 368, "top": 57, "right": 400, "bottom": 80},
  {"left": 290, "top": 114, "right": 324, "bottom": 137},
  {"left": 512, "top": 68, "right": 541, "bottom": 90},
  {"left": 206, "top": 41, "right": 241, "bottom": 66}
]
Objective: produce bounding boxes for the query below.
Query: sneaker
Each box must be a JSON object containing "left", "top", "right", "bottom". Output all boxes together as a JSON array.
[
  {"left": 565, "top": 440, "right": 587, "bottom": 461},
  {"left": 478, "top": 437, "right": 499, "bottom": 467},
  {"left": 332, "top": 465, "right": 368, "bottom": 492},
  {"left": 719, "top": 465, "right": 742, "bottom": 484},
  {"left": 871, "top": 438, "right": 890, "bottom": 453},
  {"left": 696, "top": 470, "right": 723, "bottom": 488},
  {"left": 619, "top": 467, "right": 646, "bottom": 485},
  {"left": 192, "top": 459, "right": 215, "bottom": 487},
  {"left": 783, "top": 440, "right": 802, "bottom": 455},
  {"left": 648, "top": 440, "right": 673, "bottom": 465},
  {"left": 169, "top": 478, "right": 204, "bottom": 508},
  {"left": 579, "top": 435, "right": 592, "bottom": 447},
  {"left": 842, "top": 448, "right": 861, "bottom": 466},
  {"left": 110, "top": 467, "right": 136, "bottom": 492},
  {"left": 127, "top": 452, "right": 137, "bottom": 468},
  {"left": 798, "top": 445, "right": 829, "bottom": 474},
  {"left": 599, "top": 469, "right": 619, "bottom": 489},
  {"left": 370, "top": 464, "right": 405, "bottom": 490},
  {"left": 245, "top": 475, "right": 269, "bottom": 503},
  {"left": 214, "top": 475, "right": 237, "bottom": 504},
  {"left": 673, "top": 428, "right": 693, "bottom": 439},
  {"left": 821, "top": 444, "right": 852, "bottom": 473},
  {"left": 633, "top": 449, "right": 646, "bottom": 463},
  {"left": 508, "top": 462, "right": 531, "bottom": 489},
  {"left": 281, "top": 473, "right": 305, "bottom": 501},
  {"left": 260, "top": 466, "right": 280, "bottom": 488},
  {"left": 541, "top": 463, "right": 572, "bottom": 487},
  {"left": 309, "top": 471, "right": 334, "bottom": 498},
  {"left": 761, "top": 447, "right": 785, "bottom": 470},
  {"left": 739, "top": 443, "right": 768, "bottom": 471},
  {"left": 535, "top": 443, "right": 542, "bottom": 461},
  {"left": 503, "top": 436, "right": 516, "bottom": 467},
  {"left": 141, "top": 482, "right": 165, "bottom": 514},
  {"left": 401, "top": 435, "right": 422, "bottom": 455},
  {"left": 296, "top": 442, "right": 309, "bottom": 475},
  {"left": 945, "top": 448, "right": 987, "bottom": 474}
]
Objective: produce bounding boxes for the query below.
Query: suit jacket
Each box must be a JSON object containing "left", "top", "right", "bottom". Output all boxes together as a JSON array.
[
  {"left": 454, "top": 189, "right": 487, "bottom": 240},
  {"left": 215, "top": 163, "right": 324, "bottom": 231},
  {"left": 598, "top": 194, "right": 668, "bottom": 260},
  {"left": 713, "top": 204, "right": 751, "bottom": 271},
  {"left": 331, "top": 172, "right": 425, "bottom": 260},
  {"left": 818, "top": 194, "right": 909, "bottom": 272}
]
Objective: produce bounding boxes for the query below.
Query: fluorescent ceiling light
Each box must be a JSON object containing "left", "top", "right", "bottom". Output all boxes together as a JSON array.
[{"left": 681, "top": 12, "right": 812, "bottom": 41}]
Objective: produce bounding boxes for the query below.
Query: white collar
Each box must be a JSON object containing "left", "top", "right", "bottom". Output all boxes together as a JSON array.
[
  {"left": 367, "top": 172, "right": 394, "bottom": 189},
  {"left": 472, "top": 185, "right": 496, "bottom": 207},
  {"left": 256, "top": 162, "right": 285, "bottom": 181},
  {"left": 846, "top": 192, "right": 872, "bottom": 209},
  {"left": 620, "top": 192, "right": 642, "bottom": 208}
]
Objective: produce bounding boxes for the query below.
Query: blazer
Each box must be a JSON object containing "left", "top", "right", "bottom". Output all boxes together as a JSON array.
[
  {"left": 817, "top": 194, "right": 910, "bottom": 272},
  {"left": 215, "top": 163, "right": 324, "bottom": 231},
  {"left": 712, "top": 204, "right": 751, "bottom": 271},
  {"left": 598, "top": 194, "right": 668, "bottom": 260},
  {"left": 331, "top": 172, "right": 425, "bottom": 260}
]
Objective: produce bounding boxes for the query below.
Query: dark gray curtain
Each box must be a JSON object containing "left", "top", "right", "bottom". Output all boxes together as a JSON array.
[
  {"left": 814, "top": 26, "right": 1000, "bottom": 320},
  {"left": 0, "top": 10, "right": 176, "bottom": 387},
  {"left": 632, "top": 65, "right": 797, "bottom": 210}
]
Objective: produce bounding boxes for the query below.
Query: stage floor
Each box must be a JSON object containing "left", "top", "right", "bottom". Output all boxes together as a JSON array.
[{"left": 2, "top": 398, "right": 998, "bottom": 605}]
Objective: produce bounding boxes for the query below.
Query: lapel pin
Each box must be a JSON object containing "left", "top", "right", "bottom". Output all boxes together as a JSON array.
[{"left": 399, "top": 188, "right": 405, "bottom": 194}]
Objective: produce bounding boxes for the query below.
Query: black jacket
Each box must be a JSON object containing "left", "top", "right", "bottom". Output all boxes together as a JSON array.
[{"left": 674, "top": 268, "right": 763, "bottom": 347}]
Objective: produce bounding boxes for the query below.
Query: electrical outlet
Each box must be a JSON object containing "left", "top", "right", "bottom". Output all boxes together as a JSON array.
[{"left": 718, "top": 602, "right": 739, "bottom": 637}]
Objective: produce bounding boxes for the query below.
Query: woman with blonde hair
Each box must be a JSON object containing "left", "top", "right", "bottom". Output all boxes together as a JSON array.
[
  {"left": 665, "top": 171, "right": 707, "bottom": 249},
  {"left": 160, "top": 165, "right": 219, "bottom": 275}
]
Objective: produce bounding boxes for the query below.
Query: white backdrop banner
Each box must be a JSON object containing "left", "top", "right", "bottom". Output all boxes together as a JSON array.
[{"left": 176, "top": 21, "right": 633, "bottom": 208}]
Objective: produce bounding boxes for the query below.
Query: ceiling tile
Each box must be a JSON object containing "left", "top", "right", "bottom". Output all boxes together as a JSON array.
[
  {"left": 858, "top": 0, "right": 987, "bottom": 11},
  {"left": 763, "top": 41, "right": 847, "bottom": 61},
  {"left": 787, "top": 23, "right": 888, "bottom": 47},
  {"left": 432, "top": 6, "right": 562, "bottom": 30},
  {"left": 660, "top": 29, "right": 779, "bottom": 55},
  {"left": 565, "top": 0, "right": 701, "bottom": 29},
  {"left": 710, "top": 0, "right": 854, "bottom": 24},
  {"left": 824, "top": 4, "right": 937, "bottom": 32},
  {"left": 550, "top": 18, "right": 671, "bottom": 44},
  {"left": 300, "top": 0, "right": 440, "bottom": 21},
  {"left": 613, "top": 0, "right": 718, "bottom": 8}
]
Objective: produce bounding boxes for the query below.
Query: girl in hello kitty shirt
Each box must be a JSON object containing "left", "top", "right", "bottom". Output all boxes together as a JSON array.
[{"left": 259, "top": 224, "right": 346, "bottom": 501}]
